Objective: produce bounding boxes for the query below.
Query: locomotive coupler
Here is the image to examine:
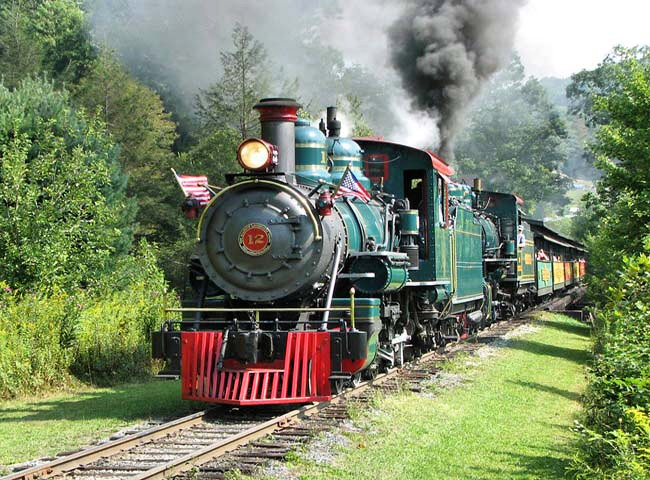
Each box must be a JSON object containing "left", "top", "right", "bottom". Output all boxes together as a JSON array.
[{"left": 225, "top": 330, "right": 276, "bottom": 364}]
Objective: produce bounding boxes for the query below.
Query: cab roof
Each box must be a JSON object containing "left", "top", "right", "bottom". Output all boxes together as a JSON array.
[{"left": 354, "top": 137, "right": 455, "bottom": 177}]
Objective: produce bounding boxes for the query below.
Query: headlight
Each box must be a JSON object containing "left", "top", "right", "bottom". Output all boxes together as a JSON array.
[{"left": 237, "top": 138, "right": 278, "bottom": 171}]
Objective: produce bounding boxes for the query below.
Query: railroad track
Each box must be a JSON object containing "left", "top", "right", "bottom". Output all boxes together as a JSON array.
[
  {"left": 173, "top": 317, "right": 533, "bottom": 480},
  {"left": 4, "top": 291, "right": 583, "bottom": 480}
]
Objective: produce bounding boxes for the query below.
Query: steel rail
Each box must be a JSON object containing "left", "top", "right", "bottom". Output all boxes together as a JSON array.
[
  {"left": 2, "top": 360, "right": 405, "bottom": 480},
  {"left": 2, "top": 411, "right": 208, "bottom": 480},
  {"left": 130, "top": 364, "right": 409, "bottom": 480}
]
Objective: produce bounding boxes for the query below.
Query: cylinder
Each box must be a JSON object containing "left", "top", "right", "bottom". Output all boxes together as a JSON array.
[
  {"left": 326, "top": 106, "right": 341, "bottom": 137},
  {"left": 473, "top": 177, "right": 482, "bottom": 191},
  {"left": 350, "top": 256, "right": 408, "bottom": 293},
  {"left": 399, "top": 210, "right": 420, "bottom": 270},
  {"left": 254, "top": 98, "right": 301, "bottom": 174},
  {"left": 402, "top": 244, "right": 419, "bottom": 270}
]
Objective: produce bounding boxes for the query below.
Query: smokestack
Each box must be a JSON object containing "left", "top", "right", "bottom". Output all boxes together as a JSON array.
[
  {"left": 326, "top": 106, "right": 341, "bottom": 137},
  {"left": 254, "top": 98, "right": 301, "bottom": 174},
  {"left": 473, "top": 178, "right": 482, "bottom": 191}
]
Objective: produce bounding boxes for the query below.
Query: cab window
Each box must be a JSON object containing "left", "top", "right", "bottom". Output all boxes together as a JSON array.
[
  {"left": 437, "top": 176, "right": 448, "bottom": 227},
  {"left": 404, "top": 169, "right": 428, "bottom": 259}
]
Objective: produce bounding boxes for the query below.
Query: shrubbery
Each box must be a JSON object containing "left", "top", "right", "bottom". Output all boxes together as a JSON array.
[
  {"left": 571, "top": 241, "right": 650, "bottom": 479},
  {"left": 72, "top": 244, "right": 177, "bottom": 384},
  {"left": 0, "top": 286, "right": 74, "bottom": 397},
  {"left": 0, "top": 244, "right": 177, "bottom": 398},
  {"left": 0, "top": 78, "right": 133, "bottom": 292},
  {"left": 567, "top": 48, "right": 650, "bottom": 479}
]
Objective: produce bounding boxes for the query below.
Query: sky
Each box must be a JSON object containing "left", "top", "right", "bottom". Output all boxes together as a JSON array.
[
  {"left": 516, "top": 0, "right": 650, "bottom": 78},
  {"left": 322, "top": 0, "right": 650, "bottom": 80}
]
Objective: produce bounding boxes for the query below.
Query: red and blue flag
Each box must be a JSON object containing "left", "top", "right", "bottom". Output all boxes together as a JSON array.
[
  {"left": 172, "top": 168, "right": 212, "bottom": 205},
  {"left": 334, "top": 167, "right": 371, "bottom": 202}
]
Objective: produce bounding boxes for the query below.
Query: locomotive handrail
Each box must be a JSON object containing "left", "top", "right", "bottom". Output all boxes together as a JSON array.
[
  {"left": 321, "top": 239, "right": 344, "bottom": 330},
  {"left": 165, "top": 307, "right": 350, "bottom": 313}
]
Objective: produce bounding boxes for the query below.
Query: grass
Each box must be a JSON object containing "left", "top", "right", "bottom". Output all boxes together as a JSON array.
[
  {"left": 281, "top": 313, "right": 591, "bottom": 480},
  {"left": 0, "top": 378, "right": 198, "bottom": 470}
]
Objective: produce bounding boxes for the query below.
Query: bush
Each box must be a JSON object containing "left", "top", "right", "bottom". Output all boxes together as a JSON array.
[
  {"left": 71, "top": 243, "right": 177, "bottom": 383},
  {"left": 0, "top": 285, "right": 75, "bottom": 397},
  {"left": 0, "top": 243, "right": 179, "bottom": 398},
  {"left": 571, "top": 240, "right": 650, "bottom": 479}
]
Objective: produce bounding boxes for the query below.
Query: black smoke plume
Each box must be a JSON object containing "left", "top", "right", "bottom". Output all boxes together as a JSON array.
[{"left": 390, "top": 0, "right": 525, "bottom": 158}]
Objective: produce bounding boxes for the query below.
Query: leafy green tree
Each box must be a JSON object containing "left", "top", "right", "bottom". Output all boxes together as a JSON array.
[
  {"left": 454, "top": 57, "right": 570, "bottom": 208},
  {"left": 0, "top": 78, "right": 133, "bottom": 291},
  {"left": 565, "top": 48, "right": 650, "bottom": 480},
  {"left": 73, "top": 51, "right": 180, "bottom": 243},
  {"left": 578, "top": 49, "right": 650, "bottom": 280},
  {"left": 196, "top": 23, "right": 269, "bottom": 140},
  {"left": 0, "top": 0, "right": 95, "bottom": 88},
  {"left": 179, "top": 128, "right": 240, "bottom": 186},
  {"left": 567, "top": 46, "right": 650, "bottom": 127},
  {"left": 0, "top": 1, "right": 42, "bottom": 88},
  {"left": 29, "top": 0, "right": 95, "bottom": 83},
  {"left": 344, "top": 95, "right": 375, "bottom": 137}
]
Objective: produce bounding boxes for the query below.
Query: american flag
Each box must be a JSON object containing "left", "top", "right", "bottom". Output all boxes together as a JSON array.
[
  {"left": 172, "top": 169, "right": 212, "bottom": 205},
  {"left": 334, "top": 166, "right": 371, "bottom": 202}
]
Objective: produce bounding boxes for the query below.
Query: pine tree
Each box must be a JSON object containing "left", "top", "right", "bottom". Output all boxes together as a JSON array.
[
  {"left": 196, "top": 23, "right": 269, "bottom": 140},
  {"left": 73, "top": 51, "right": 179, "bottom": 243}
]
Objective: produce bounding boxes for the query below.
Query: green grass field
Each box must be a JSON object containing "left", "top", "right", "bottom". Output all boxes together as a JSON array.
[
  {"left": 282, "top": 313, "right": 591, "bottom": 480},
  {"left": 0, "top": 379, "right": 196, "bottom": 470}
]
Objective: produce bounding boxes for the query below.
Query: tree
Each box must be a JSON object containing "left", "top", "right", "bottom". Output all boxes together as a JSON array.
[
  {"left": 179, "top": 128, "right": 241, "bottom": 186},
  {"left": 73, "top": 51, "right": 179, "bottom": 243},
  {"left": 454, "top": 57, "right": 570, "bottom": 208},
  {"left": 344, "top": 95, "right": 375, "bottom": 137},
  {"left": 567, "top": 46, "right": 650, "bottom": 127},
  {"left": 0, "top": 0, "right": 95, "bottom": 88},
  {"left": 196, "top": 23, "right": 269, "bottom": 140},
  {"left": 0, "top": 78, "right": 134, "bottom": 291},
  {"left": 577, "top": 49, "right": 650, "bottom": 280},
  {"left": 29, "top": 0, "right": 96, "bottom": 84},
  {"left": 0, "top": 1, "right": 42, "bottom": 88},
  {"left": 567, "top": 48, "right": 650, "bottom": 480},
  {"left": 292, "top": 41, "right": 393, "bottom": 135}
]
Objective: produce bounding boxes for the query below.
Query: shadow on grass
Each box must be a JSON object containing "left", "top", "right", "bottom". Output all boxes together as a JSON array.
[
  {"left": 439, "top": 446, "right": 572, "bottom": 480},
  {"left": 543, "top": 317, "right": 592, "bottom": 338},
  {"left": 0, "top": 380, "right": 195, "bottom": 424},
  {"left": 507, "top": 380, "right": 582, "bottom": 402},
  {"left": 503, "top": 337, "right": 591, "bottom": 365},
  {"left": 495, "top": 448, "right": 572, "bottom": 479}
]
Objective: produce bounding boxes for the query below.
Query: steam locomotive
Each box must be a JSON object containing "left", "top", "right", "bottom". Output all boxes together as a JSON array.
[{"left": 152, "top": 98, "right": 586, "bottom": 406}]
